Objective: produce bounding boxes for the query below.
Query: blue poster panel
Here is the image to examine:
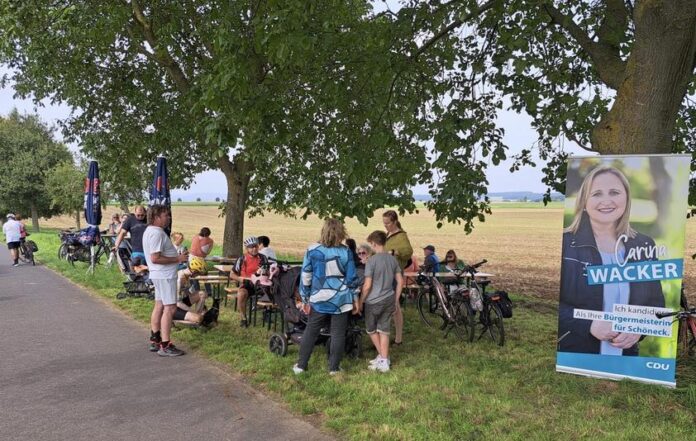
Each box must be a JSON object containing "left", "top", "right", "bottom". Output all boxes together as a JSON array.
[{"left": 556, "top": 155, "right": 690, "bottom": 387}]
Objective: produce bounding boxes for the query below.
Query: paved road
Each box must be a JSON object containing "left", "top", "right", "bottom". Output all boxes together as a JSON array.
[{"left": 0, "top": 247, "right": 334, "bottom": 441}]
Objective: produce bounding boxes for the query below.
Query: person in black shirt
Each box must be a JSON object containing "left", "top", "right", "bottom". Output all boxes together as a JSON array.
[{"left": 113, "top": 205, "right": 148, "bottom": 266}]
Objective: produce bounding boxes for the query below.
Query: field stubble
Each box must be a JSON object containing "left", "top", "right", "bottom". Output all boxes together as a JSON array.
[{"left": 42, "top": 205, "right": 696, "bottom": 300}]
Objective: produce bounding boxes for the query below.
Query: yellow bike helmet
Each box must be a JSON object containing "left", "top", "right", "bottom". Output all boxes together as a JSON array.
[{"left": 188, "top": 256, "right": 207, "bottom": 274}]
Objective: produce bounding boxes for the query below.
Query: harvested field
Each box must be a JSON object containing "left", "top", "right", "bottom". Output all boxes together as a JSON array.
[{"left": 41, "top": 204, "right": 696, "bottom": 301}]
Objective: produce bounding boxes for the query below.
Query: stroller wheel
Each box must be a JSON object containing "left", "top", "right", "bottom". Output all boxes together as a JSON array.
[
  {"left": 116, "top": 292, "right": 127, "bottom": 300},
  {"left": 346, "top": 331, "right": 363, "bottom": 359},
  {"left": 269, "top": 333, "right": 288, "bottom": 357}
]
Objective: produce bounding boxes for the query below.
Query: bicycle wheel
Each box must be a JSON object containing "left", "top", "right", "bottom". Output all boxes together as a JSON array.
[
  {"left": 17, "top": 244, "right": 29, "bottom": 263},
  {"left": 417, "top": 288, "right": 446, "bottom": 329},
  {"left": 486, "top": 303, "right": 505, "bottom": 346},
  {"left": 58, "top": 243, "right": 68, "bottom": 260},
  {"left": 452, "top": 298, "right": 476, "bottom": 342}
]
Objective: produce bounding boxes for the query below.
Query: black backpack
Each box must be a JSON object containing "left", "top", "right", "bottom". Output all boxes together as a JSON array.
[{"left": 495, "top": 290, "right": 513, "bottom": 318}]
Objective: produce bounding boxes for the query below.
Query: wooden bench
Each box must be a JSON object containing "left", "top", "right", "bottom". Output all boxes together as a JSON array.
[{"left": 224, "top": 286, "right": 239, "bottom": 308}]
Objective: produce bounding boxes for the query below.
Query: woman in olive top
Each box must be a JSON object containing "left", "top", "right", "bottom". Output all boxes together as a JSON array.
[{"left": 382, "top": 210, "right": 413, "bottom": 345}]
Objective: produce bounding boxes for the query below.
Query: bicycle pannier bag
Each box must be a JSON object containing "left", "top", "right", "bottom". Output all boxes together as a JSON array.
[
  {"left": 27, "top": 240, "right": 38, "bottom": 252},
  {"left": 495, "top": 290, "right": 513, "bottom": 318},
  {"left": 469, "top": 286, "right": 484, "bottom": 312}
]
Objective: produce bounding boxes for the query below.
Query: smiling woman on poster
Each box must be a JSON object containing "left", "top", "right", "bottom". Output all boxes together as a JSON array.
[{"left": 559, "top": 166, "right": 664, "bottom": 356}]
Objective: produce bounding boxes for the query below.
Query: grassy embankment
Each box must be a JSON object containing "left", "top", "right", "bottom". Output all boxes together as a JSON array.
[{"left": 28, "top": 230, "right": 696, "bottom": 441}]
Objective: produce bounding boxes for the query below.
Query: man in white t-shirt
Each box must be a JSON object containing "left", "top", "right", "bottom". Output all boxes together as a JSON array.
[
  {"left": 258, "top": 235, "right": 277, "bottom": 260},
  {"left": 2, "top": 213, "right": 22, "bottom": 267},
  {"left": 143, "top": 205, "right": 189, "bottom": 356}
]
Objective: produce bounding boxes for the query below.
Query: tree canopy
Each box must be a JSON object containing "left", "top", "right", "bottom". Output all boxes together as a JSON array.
[
  {"left": 46, "top": 160, "right": 86, "bottom": 229},
  {"left": 0, "top": 110, "right": 73, "bottom": 230},
  {"left": 1, "top": 1, "right": 694, "bottom": 251}
]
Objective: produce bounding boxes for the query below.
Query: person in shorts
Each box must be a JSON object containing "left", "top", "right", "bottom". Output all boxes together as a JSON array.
[
  {"left": 230, "top": 236, "right": 268, "bottom": 327},
  {"left": 358, "top": 230, "right": 404, "bottom": 372},
  {"left": 143, "top": 205, "right": 189, "bottom": 356},
  {"left": 2, "top": 213, "right": 22, "bottom": 266},
  {"left": 173, "top": 290, "right": 206, "bottom": 325}
]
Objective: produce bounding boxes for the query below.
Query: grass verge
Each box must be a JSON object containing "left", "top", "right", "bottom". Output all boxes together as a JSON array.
[{"left": 30, "top": 230, "right": 696, "bottom": 440}]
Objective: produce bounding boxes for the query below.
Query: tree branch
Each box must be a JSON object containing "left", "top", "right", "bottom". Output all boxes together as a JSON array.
[
  {"left": 596, "top": 0, "right": 629, "bottom": 53},
  {"left": 130, "top": 0, "right": 192, "bottom": 93},
  {"left": 412, "top": 0, "right": 499, "bottom": 60},
  {"left": 543, "top": 1, "right": 627, "bottom": 90}
]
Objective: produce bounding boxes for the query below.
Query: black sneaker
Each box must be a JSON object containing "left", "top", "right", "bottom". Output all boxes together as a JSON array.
[
  {"left": 148, "top": 338, "right": 160, "bottom": 352},
  {"left": 240, "top": 319, "right": 249, "bottom": 328},
  {"left": 157, "top": 342, "right": 185, "bottom": 357}
]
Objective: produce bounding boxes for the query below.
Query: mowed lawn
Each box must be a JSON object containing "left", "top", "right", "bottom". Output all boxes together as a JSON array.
[
  {"left": 27, "top": 230, "right": 696, "bottom": 441},
  {"left": 41, "top": 203, "right": 696, "bottom": 301}
]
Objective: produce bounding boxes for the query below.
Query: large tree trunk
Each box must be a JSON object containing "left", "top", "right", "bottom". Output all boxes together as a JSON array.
[
  {"left": 30, "top": 202, "right": 40, "bottom": 232},
  {"left": 219, "top": 156, "right": 252, "bottom": 257},
  {"left": 75, "top": 210, "right": 81, "bottom": 229},
  {"left": 592, "top": 1, "right": 696, "bottom": 154}
]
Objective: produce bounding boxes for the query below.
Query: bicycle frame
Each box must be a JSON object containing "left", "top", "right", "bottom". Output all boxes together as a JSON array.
[{"left": 419, "top": 271, "right": 456, "bottom": 321}]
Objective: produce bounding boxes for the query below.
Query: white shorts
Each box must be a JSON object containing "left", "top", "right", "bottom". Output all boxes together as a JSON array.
[{"left": 151, "top": 278, "right": 177, "bottom": 305}]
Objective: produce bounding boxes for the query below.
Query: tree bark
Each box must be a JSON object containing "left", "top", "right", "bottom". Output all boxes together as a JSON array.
[
  {"left": 219, "top": 156, "right": 252, "bottom": 257},
  {"left": 75, "top": 210, "right": 81, "bottom": 229},
  {"left": 30, "top": 202, "right": 40, "bottom": 232},
  {"left": 592, "top": 1, "right": 696, "bottom": 154}
]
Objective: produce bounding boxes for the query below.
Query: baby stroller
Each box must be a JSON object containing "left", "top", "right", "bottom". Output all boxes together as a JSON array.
[
  {"left": 114, "top": 246, "right": 154, "bottom": 300},
  {"left": 268, "top": 266, "right": 363, "bottom": 358}
]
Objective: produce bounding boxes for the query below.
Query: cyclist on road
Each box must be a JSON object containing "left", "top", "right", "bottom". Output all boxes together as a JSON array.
[{"left": 2, "top": 213, "right": 22, "bottom": 267}]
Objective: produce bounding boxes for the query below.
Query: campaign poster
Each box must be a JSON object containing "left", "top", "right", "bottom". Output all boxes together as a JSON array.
[{"left": 556, "top": 155, "right": 690, "bottom": 387}]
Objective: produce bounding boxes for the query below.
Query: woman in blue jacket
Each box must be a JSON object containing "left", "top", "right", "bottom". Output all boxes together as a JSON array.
[
  {"left": 293, "top": 218, "right": 358, "bottom": 375},
  {"left": 558, "top": 166, "right": 664, "bottom": 356}
]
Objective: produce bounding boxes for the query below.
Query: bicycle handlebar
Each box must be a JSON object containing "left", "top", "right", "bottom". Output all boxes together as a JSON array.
[
  {"left": 656, "top": 308, "right": 696, "bottom": 319},
  {"left": 459, "top": 259, "right": 488, "bottom": 275}
]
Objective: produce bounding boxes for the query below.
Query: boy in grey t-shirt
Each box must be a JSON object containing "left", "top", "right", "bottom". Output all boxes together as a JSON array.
[{"left": 358, "top": 230, "right": 403, "bottom": 372}]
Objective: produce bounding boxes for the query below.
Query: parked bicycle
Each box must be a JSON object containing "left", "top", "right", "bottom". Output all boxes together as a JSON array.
[
  {"left": 57, "top": 228, "right": 111, "bottom": 270},
  {"left": 18, "top": 233, "right": 37, "bottom": 266},
  {"left": 656, "top": 287, "right": 696, "bottom": 357},
  {"left": 459, "top": 261, "right": 506, "bottom": 347},
  {"left": 416, "top": 263, "right": 477, "bottom": 341},
  {"left": 416, "top": 259, "right": 507, "bottom": 346}
]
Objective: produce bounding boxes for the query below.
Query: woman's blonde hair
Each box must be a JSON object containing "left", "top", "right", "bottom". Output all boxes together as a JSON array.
[
  {"left": 171, "top": 231, "right": 184, "bottom": 242},
  {"left": 320, "top": 218, "right": 347, "bottom": 247},
  {"left": 565, "top": 166, "right": 635, "bottom": 238}
]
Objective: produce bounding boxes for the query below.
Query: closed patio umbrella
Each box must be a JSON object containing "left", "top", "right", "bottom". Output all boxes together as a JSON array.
[
  {"left": 149, "top": 156, "right": 172, "bottom": 234},
  {"left": 84, "top": 160, "right": 102, "bottom": 273}
]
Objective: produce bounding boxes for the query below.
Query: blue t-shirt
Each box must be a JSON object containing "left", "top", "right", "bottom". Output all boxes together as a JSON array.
[{"left": 424, "top": 254, "right": 440, "bottom": 272}]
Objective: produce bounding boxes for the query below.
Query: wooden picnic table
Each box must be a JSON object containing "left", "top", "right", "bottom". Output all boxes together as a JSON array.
[
  {"left": 190, "top": 274, "right": 230, "bottom": 301},
  {"left": 205, "top": 256, "right": 237, "bottom": 264},
  {"left": 213, "top": 264, "right": 234, "bottom": 274}
]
